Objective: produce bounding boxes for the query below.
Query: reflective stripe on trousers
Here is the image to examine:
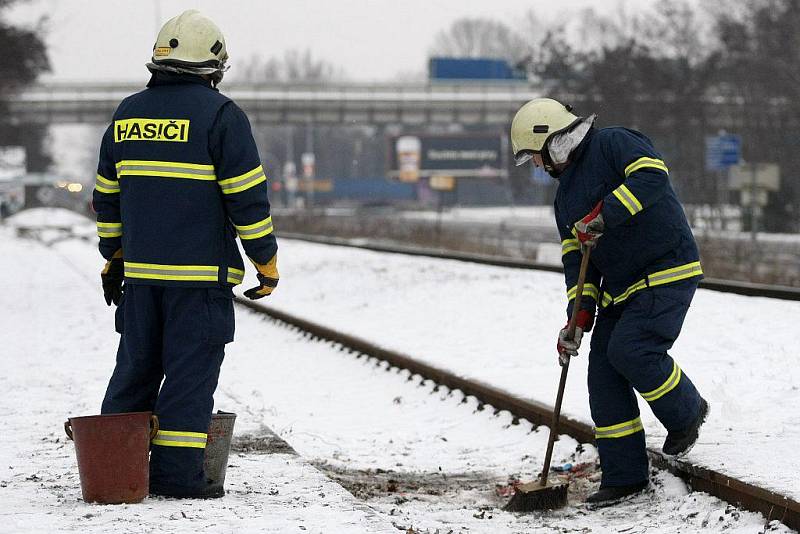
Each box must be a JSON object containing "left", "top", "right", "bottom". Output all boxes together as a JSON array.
[
  {"left": 594, "top": 416, "right": 644, "bottom": 439},
  {"left": 152, "top": 430, "right": 208, "bottom": 449}
]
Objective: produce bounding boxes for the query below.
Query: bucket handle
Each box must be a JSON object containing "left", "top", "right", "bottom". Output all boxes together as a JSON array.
[
  {"left": 63, "top": 415, "right": 159, "bottom": 441},
  {"left": 149, "top": 414, "right": 159, "bottom": 441}
]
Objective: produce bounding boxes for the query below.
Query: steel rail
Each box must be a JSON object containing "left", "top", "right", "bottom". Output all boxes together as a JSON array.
[
  {"left": 279, "top": 232, "right": 800, "bottom": 301},
  {"left": 235, "top": 298, "right": 800, "bottom": 530}
]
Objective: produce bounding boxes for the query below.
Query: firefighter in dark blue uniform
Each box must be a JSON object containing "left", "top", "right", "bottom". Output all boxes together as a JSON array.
[
  {"left": 93, "top": 10, "right": 278, "bottom": 499},
  {"left": 511, "top": 98, "right": 709, "bottom": 505}
]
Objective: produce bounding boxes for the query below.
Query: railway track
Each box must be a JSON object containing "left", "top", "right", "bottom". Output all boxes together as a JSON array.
[
  {"left": 235, "top": 297, "right": 800, "bottom": 531},
  {"left": 279, "top": 232, "right": 800, "bottom": 301}
]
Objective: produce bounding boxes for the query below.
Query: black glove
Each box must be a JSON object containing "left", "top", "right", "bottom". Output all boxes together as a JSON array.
[
  {"left": 243, "top": 255, "right": 279, "bottom": 300},
  {"left": 101, "top": 253, "right": 124, "bottom": 306}
]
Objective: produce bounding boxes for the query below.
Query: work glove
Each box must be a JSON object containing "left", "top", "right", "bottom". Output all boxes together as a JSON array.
[
  {"left": 244, "top": 255, "right": 279, "bottom": 300},
  {"left": 574, "top": 201, "right": 605, "bottom": 247},
  {"left": 101, "top": 250, "right": 124, "bottom": 306},
  {"left": 557, "top": 309, "right": 594, "bottom": 366}
]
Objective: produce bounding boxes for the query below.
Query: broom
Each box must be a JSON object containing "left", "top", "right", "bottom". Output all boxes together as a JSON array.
[{"left": 504, "top": 244, "right": 592, "bottom": 512}]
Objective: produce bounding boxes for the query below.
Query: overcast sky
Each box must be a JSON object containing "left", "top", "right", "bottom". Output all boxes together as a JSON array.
[{"left": 9, "top": 0, "right": 657, "bottom": 83}]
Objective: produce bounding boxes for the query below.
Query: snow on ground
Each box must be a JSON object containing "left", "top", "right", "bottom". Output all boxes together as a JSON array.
[
  {"left": 398, "top": 205, "right": 800, "bottom": 244},
  {"left": 0, "top": 227, "right": 396, "bottom": 534},
  {"left": 5, "top": 206, "right": 92, "bottom": 228},
  {"left": 399, "top": 206, "right": 555, "bottom": 226},
  {"left": 0, "top": 223, "right": 793, "bottom": 533},
  {"left": 257, "top": 238, "right": 800, "bottom": 502}
]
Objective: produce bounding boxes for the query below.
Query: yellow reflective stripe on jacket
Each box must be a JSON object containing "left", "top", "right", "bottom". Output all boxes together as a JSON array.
[
  {"left": 151, "top": 430, "right": 207, "bottom": 449},
  {"left": 115, "top": 160, "right": 216, "bottom": 181},
  {"left": 124, "top": 262, "right": 219, "bottom": 282},
  {"left": 640, "top": 362, "right": 681, "bottom": 402},
  {"left": 95, "top": 174, "right": 119, "bottom": 194},
  {"left": 567, "top": 283, "right": 599, "bottom": 301},
  {"left": 227, "top": 267, "right": 245, "bottom": 285},
  {"left": 647, "top": 261, "right": 703, "bottom": 287},
  {"left": 624, "top": 156, "right": 669, "bottom": 177},
  {"left": 608, "top": 261, "right": 703, "bottom": 306},
  {"left": 613, "top": 279, "right": 648, "bottom": 305},
  {"left": 594, "top": 417, "right": 644, "bottom": 439},
  {"left": 600, "top": 291, "right": 613, "bottom": 308},
  {"left": 612, "top": 184, "right": 644, "bottom": 216},
  {"left": 96, "top": 221, "right": 122, "bottom": 238},
  {"left": 218, "top": 165, "right": 267, "bottom": 195},
  {"left": 561, "top": 238, "right": 580, "bottom": 256},
  {"left": 234, "top": 216, "right": 274, "bottom": 240}
]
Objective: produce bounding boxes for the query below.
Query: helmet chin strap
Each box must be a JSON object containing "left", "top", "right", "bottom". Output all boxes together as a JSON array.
[
  {"left": 541, "top": 147, "right": 563, "bottom": 178},
  {"left": 146, "top": 61, "right": 229, "bottom": 86}
]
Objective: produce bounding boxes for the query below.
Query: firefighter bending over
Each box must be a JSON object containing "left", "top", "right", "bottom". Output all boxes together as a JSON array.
[{"left": 511, "top": 98, "right": 709, "bottom": 506}]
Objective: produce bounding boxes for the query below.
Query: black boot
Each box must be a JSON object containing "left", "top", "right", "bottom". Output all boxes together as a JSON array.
[
  {"left": 586, "top": 480, "right": 649, "bottom": 506},
  {"left": 662, "top": 398, "right": 710, "bottom": 456},
  {"left": 150, "top": 480, "right": 225, "bottom": 499}
]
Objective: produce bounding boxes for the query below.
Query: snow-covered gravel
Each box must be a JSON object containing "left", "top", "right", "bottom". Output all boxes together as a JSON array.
[
  {"left": 259, "top": 238, "right": 800, "bottom": 502},
  {"left": 0, "top": 214, "right": 796, "bottom": 533}
]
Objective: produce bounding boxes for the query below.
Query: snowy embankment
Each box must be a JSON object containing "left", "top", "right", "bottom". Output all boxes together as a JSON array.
[
  {"left": 0, "top": 222, "right": 793, "bottom": 534},
  {"left": 258, "top": 238, "right": 800, "bottom": 502}
]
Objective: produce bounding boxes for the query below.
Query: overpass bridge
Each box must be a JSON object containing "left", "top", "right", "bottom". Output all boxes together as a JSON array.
[{"left": 5, "top": 81, "right": 542, "bottom": 127}]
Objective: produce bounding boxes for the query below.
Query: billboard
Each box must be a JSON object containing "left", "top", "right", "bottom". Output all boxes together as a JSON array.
[{"left": 388, "top": 134, "right": 506, "bottom": 179}]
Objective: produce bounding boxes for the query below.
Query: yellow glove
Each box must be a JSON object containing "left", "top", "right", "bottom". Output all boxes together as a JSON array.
[{"left": 243, "top": 255, "right": 279, "bottom": 300}]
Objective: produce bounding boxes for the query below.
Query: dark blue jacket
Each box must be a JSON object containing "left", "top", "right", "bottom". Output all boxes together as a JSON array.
[
  {"left": 555, "top": 127, "right": 702, "bottom": 318},
  {"left": 93, "top": 72, "right": 277, "bottom": 287}
]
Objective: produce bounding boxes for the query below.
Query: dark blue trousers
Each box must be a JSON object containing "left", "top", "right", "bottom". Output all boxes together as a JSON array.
[
  {"left": 101, "top": 284, "right": 234, "bottom": 490},
  {"left": 588, "top": 279, "right": 703, "bottom": 487}
]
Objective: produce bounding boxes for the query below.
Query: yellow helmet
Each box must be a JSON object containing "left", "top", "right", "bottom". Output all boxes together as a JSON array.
[
  {"left": 510, "top": 98, "right": 581, "bottom": 166},
  {"left": 146, "top": 10, "right": 229, "bottom": 85}
]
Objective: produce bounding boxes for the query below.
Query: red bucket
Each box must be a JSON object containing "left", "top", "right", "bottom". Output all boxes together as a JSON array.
[{"left": 64, "top": 412, "right": 158, "bottom": 504}]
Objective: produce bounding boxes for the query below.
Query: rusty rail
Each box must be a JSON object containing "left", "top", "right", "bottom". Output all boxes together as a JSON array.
[{"left": 236, "top": 298, "right": 799, "bottom": 530}]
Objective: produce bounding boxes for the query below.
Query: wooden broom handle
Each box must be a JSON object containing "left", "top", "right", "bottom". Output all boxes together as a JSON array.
[{"left": 539, "top": 245, "right": 592, "bottom": 486}]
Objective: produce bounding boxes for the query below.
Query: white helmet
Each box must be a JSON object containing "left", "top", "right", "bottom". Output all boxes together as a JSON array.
[
  {"left": 146, "top": 10, "right": 229, "bottom": 85},
  {"left": 510, "top": 98, "right": 582, "bottom": 166}
]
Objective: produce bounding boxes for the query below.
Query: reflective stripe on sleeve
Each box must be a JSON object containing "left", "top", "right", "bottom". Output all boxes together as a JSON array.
[
  {"left": 234, "top": 216, "right": 274, "bottom": 240},
  {"left": 95, "top": 174, "right": 120, "bottom": 194},
  {"left": 594, "top": 417, "right": 644, "bottom": 439},
  {"left": 624, "top": 157, "right": 669, "bottom": 177},
  {"left": 561, "top": 238, "right": 580, "bottom": 256},
  {"left": 151, "top": 430, "right": 207, "bottom": 449},
  {"left": 227, "top": 267, "right": 245, "bottom": 285},
  {"left": 612, "top": 184, "right": 644, "bottom": 216},
  {"left": 567, "top": 283, "right": 599, "bottom": 301},
  {"left": 115, "top": 160, "right": 216, "bottom": 181},
  {"left": 97, "top": 221, "right": 122, "bottom": 238},
  {"left": 218, "top": 165, "right": 267, "bottom": 195},
  {"left": 124, "top": 262, "right": 219, "bottom": 282},
  {"left": 640, "top": 362, "right": 682, "bottom": 402}
]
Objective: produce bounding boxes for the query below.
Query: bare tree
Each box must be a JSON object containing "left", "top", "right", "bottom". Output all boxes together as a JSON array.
[
  {"left": 430, "top": 18, "right": 530, "bottom": 63},
  {"left": 0, "top": 0, "right": 51, "bottom": 171},
  {"left": 239, "top": 49, "right": 344, "bottom": 83}
]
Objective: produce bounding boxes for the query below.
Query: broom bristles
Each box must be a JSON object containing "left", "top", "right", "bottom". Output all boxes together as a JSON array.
[{"left": 504, "top": 481, "right": 568, "bottom": 512}]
